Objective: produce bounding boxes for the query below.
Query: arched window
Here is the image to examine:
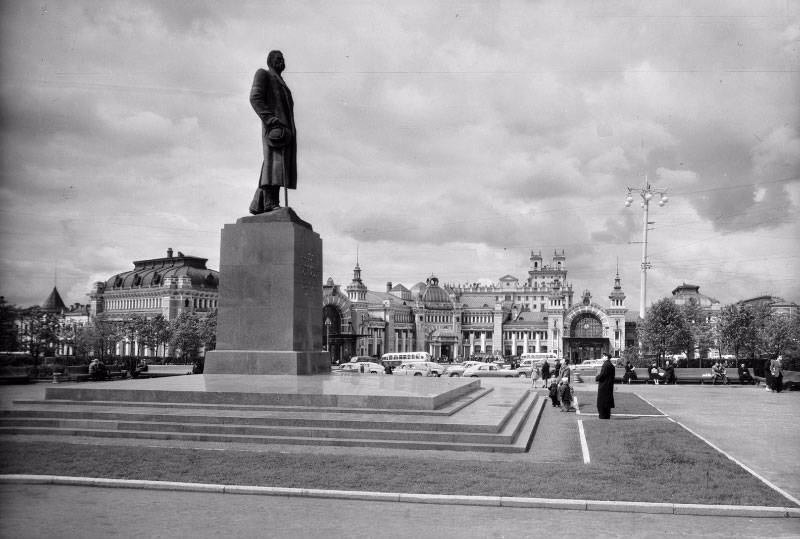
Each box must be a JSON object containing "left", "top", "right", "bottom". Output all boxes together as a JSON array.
[{"left": 572, "top": 315, "right": 603, "bottom": 338}]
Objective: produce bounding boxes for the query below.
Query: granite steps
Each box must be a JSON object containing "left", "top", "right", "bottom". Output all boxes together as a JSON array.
[{"left": 0, "top": 387, "right": 544, "bottom": 453}]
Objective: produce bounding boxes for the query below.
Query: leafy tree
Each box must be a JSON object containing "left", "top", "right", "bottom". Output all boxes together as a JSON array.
[
  {"left": 91, "top": 316, "right": 125, "bottom": 360},
  {"left": 620, "top": 346, "right": 641, "bottom": 367},
  {"left": 760, "top": 312, "right": 799, "bottom": 361},
  {"left": 115, "top": 314, "right": 172, "bottom": 361},
  {"left": 169, "top": 312, "right": 202, "bottom": 361},
  {"left": 73, "top": 323, "right": 102, "bottom": 360},
  {"left": 0, "top": 297, "right": 20, "bottom": 352},
  {"left": 680, "top": 301, "right": 714, "bottom": 367},
  {"left": 640, "top": 298, "right": 692, "bottom": 367},
  {"left": 717, "top": 303, "right": 774, "bottom": 362},
  {"left": 198, "top": 309, "right": 217, "bottom": 352},
  {"left": 123, "top": 314, "right": 148, "bottom": 357},
  {"left": 717, "top": 304, "right": 752, "bottom": 359},
  {"left": 17, "top": 307, "right": 60, "bottom": 358}
]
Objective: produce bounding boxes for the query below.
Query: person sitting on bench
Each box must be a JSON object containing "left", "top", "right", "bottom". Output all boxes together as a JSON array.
[
  {"left": 648, "top": 362, "right": 664, "bottom": 384},
  {"left": 622, "top": 361, "right": 638, "bottom": 384},
  {"left": 663, "top": 360, "right": 677, "bottom": 384},
  {"left": 737, "top": 363, "right": 754, "bottom": 385},
  {"left": 132, "top": 358, "right": 149, "bottom": 378},
  {"left": 711, "top": 361, "right": 728, "bottom": 385},
  {"left": 88, "top": 358, "right": 108, "bottom": 381}
]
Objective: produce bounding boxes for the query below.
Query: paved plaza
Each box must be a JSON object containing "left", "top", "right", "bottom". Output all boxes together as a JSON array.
[{"left": 0, "top": 378, "right": 798, "bottom": 537}]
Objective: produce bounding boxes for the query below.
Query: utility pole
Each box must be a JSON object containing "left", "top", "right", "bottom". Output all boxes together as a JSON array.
[{"left": 625, "top": 175, "right": 668, "bottom": 319}]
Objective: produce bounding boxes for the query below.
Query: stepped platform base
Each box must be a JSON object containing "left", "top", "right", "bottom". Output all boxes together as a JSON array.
[
  {"left": 42, "top": 375, "right": 480, "bottom": 411},
  {"left": 2, "top": 375, "right": 544, "bottom": 452}
]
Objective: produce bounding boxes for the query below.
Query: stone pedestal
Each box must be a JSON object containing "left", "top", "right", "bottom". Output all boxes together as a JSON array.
[{"left": 204, "top": 208, "right": 330, "bottom": 375}]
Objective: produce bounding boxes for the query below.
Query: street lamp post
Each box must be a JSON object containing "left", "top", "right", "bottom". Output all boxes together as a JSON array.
[
  {"left": 625, "top": 175, "right": 668, "bottom": 320},
  {"left": 324, "top": 318, "right": 331, "bottom": 363}
]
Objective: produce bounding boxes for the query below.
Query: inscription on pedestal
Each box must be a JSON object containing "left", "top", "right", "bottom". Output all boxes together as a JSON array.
[{"left": 300, "top": 251, "right": 319, "bottom": 298}]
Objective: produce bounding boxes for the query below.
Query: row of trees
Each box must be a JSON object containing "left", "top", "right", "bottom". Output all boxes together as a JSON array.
[
  {"left": 0, "top": 296, "right": 217, "bottom": 362},
  {"left": 73, "top": 311, "right": 217, "bottom": 362},
  {"left": 634, "top": 298, "right": 799, "bottom": 369},
  {"left": 0, "top": 299, "right": 63, "bottom": 358}
]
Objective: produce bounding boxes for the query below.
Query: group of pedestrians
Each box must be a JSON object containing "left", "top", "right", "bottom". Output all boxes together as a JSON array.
[
  {"left": 534, "top": 358, "right": 575, "bottom": 412},
  {"left": 532, "top": 353, "right": 617, "bottom": 418},
  {"left": 534, "top": 353, "right": 787, "bottom": 421}
]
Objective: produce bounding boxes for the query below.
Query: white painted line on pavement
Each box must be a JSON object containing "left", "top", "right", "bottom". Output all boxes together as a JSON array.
[
  {"left": 613, "top": 414, "right": 667, "bottom": 418},
  {"left": 573, "top": 393, "right": 580, "bottom": 415},
  {"left": 633, "top": 394, "right": 800, "bottom": 508},
  {"left": 577, "top": 420, "right": 590, "bottom": 464}
]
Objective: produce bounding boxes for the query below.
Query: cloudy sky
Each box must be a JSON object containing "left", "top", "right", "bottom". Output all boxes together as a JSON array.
[{"left": 1, "top": 1, "right": 798, "bottom": 311}]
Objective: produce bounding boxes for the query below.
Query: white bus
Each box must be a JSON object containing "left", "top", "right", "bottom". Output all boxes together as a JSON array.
[
  {"left": 519, "top": 352, "right": 559, "bottom": 366},
  {"left": 380, "top": 352, "right": 432, "bottom": 367}
]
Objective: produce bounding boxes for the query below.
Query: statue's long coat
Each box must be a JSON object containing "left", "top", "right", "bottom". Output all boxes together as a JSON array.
[
  {"left": 250, "top": 68, "right": 297, "bottom": 189},
  {"left": 595, "top": 359, "right": 616, "bottom": 410}
]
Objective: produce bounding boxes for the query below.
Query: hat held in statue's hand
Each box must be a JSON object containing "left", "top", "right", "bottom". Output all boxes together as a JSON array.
[{"left": 267, "top": 125, "right": 291, "bottom": 147}]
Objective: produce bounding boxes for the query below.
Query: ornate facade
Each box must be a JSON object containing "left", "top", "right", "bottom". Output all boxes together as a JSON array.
[
  {"left": 322, "top": 250, "right": 630, "bottom": 363},
  {"left": 89, "top": 248, "right": 219, "bottom": 356}
]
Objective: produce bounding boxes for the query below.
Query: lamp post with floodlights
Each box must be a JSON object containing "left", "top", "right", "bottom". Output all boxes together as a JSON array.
[{"left": 625, "top": 175, "right": 668, "bottom": 320}]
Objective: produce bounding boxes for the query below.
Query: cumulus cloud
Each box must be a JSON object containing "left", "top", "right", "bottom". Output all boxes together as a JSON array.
[{"left": 0, "top": 1, "right": 798, "bottom": 309}]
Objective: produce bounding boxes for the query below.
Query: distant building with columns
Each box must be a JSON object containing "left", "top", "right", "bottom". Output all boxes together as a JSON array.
[
  {"left": 322, "top": 250, "right": 631, "bottom": 364},
  {"left": 89, "top": 248, "right": 219, "bottom": 356}
]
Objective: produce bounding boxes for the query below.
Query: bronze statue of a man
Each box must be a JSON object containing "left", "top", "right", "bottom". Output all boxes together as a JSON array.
[{"left": 249, "top": 50, "right": 297, "bottom": 214}]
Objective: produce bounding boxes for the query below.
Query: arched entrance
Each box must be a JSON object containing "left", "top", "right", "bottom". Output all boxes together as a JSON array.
[{"left": 569, "top": 313, "right": 607, "bottom": 363}]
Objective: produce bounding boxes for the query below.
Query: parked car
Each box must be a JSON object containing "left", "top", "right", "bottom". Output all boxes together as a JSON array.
[
  {"left": 462, "top": 363, "right": 519, "bottom": 378},
  {"left": 443, "top": 361, "right": 483, "bottom": 377},
  {"left": 393, "top": 362, "right": 444, "bottom": 377},
  {"left": 339, "top": 361, "right": 385, "bottom": 374}
]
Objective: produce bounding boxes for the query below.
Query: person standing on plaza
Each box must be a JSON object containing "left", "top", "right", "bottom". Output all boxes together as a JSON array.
[
  {"left": 540, "top": 360, "right": 550, "bottom": 388},
  {"left": 769, "top": 355, "right": 784, "bottom": 393},
  {"left": 595, "top": 352, "right": 615, "bottom": 419},
  {"left": 557, "top": 359, "right": 573, "bottom": 412},
  {"left": 530, "top": 364, "right": 540, "bottom": 388}
]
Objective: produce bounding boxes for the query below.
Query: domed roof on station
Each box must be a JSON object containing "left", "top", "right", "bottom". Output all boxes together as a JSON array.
[
  {"left": 422, "top": 275, "right": 452, "bottom": 310},
  {"left": 104, "top": 249, "right": 218, "bottom": 291}
]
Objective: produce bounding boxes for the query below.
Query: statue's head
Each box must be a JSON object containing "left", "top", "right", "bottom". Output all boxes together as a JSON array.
[{"left": 267, "top": 50, "right": 285, "bottom": 74}]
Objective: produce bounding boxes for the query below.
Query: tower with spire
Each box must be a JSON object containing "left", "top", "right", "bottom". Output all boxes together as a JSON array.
[
  {"left": 346, "top": 252, "right": 367, "bottom": 305},
  {"left": 607, "top": 263, "right": 628, "bottom": 356}
]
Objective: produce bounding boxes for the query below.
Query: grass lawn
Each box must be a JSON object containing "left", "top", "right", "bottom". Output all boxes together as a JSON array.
[
  {"left": 581, "top": 417, "right": 788, "bottom": 506},
  {"left": 0, "top": 415, "right": 792, "bottom": 508},
  {"left": 576, "top": 391, "right": 662, "bottom": 416}
]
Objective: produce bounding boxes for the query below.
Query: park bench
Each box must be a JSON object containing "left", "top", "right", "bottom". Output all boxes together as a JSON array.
[
  {"left": 615, "top": 367, "right": 758, "bottom": 385},
  {"left": 66, "top": 364, "right": 128, "bottom": 382},
  {"left": 615, "top": 368, "right": 650, "bottom": 384},
  {"left": 0, "top": 366, "right": 33, "bottom": 384}
]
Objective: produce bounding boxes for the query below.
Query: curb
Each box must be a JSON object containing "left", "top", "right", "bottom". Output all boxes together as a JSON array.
[{"left": 2, "top": 475, "right": 798, "bottom": 518}]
